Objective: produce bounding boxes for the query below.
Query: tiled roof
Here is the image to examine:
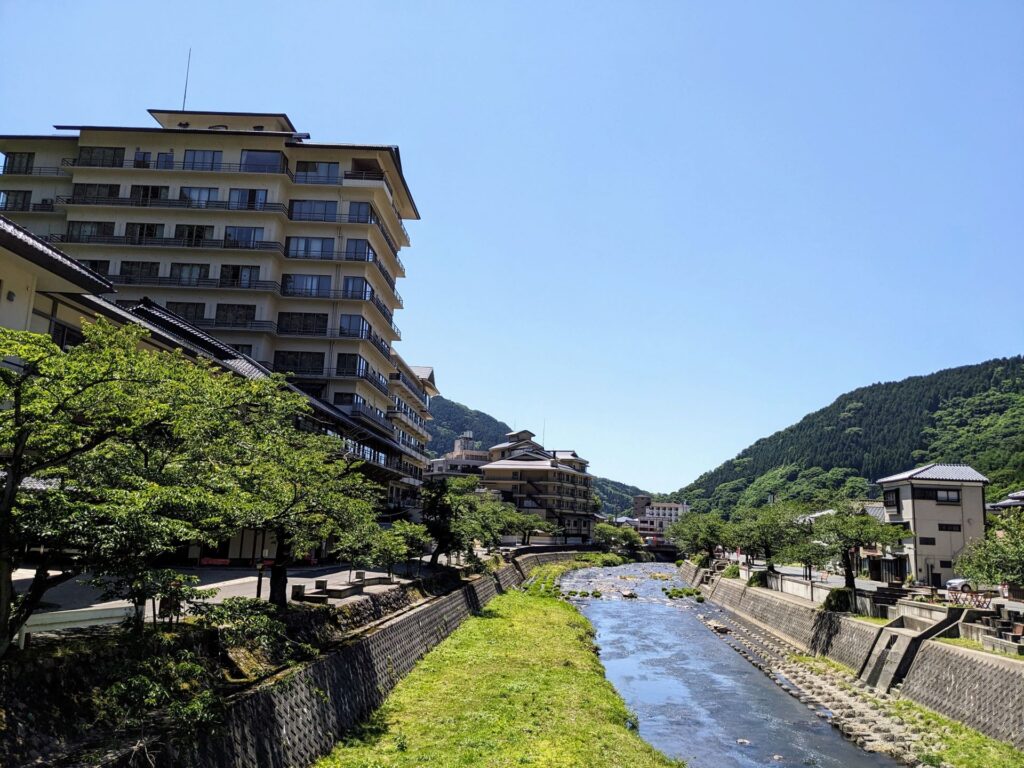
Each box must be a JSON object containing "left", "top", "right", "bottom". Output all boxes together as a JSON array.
[
  {"left": 875, "top": 463, "right": 989, "bottom": 484},
  {"left": 0, "top": 215, "right": 112, "bottom": 293},
  {"left": 862, "top": 502, "right": 888, "bottom": 522}
]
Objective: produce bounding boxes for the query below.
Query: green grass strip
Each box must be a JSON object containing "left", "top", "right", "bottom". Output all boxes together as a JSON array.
[{"left": 316, "top": 588, "right": 683, "bottom": 768}]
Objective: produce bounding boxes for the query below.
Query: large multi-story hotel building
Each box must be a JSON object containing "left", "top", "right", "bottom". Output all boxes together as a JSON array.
[
  {"left": 0, "top": 109, "right": 436, "bottom": 509},
  {"left": 479, "top": 429, "right": 600, "bottom": 543}
]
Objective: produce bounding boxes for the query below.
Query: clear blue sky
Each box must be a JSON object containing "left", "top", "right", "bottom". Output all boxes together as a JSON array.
[{"left": 2, "top": 1, "right": 1022, "bottom": 492}]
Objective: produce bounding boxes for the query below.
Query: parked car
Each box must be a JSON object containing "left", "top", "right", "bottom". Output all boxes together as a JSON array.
[{"left": 945, "top": 577, "right": 973, "bottom": 592}]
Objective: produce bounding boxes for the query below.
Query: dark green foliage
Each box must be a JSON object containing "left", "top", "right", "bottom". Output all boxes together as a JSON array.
[
  {"left": 747, "top": 570, "right": 768, "bottom": 587},
  {"left": 822, "top": 588, "right": 855, "bottom": 613},
  {"left": 722, "top": 563, "right": 740, "bottom": 579},
  {"left": 426, "top": 396, "right": 649, "bottom": 514},
  {"left": 668, "top": 357, "right": 1024, "bottom": 513}
]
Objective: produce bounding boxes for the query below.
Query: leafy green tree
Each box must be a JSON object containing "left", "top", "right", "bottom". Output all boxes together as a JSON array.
[
  {"left": 336, "top": 518, "right": 381, "bottom": 581},
  {"left": 731, "top": 501, "right": 809, "bottom": 572},
  {"left": 618, "top": 524, "right": 643, "bottom": 553},
  {"left": 956, "top": 509, "right": 1024, "bottom": 586},
  {"left": 666, "top": 513, "right": 730, "bottom": 560},
  {"left": 390, "top": 520, "right": 430, "bottom": 577},
  {"left": 421, "top": 477, "right": 516, "bottom": 566},
  {"left": 503, "top": 511, "right": 555, "bottom": 545},
  {"left": 0, "top": 322, "right": 289, "bottom": 657},
  {"left": 237, "top": 429, "right": 381, "bottom": 608},
  {"left": 812, "top": 500, "right": 907, "bottom": 591},
  {"left": 593, "top": 522, "right": 624, "bottom": 552},
  {"left": 373, "top": 527, "right": 409, "bottom": 579}
]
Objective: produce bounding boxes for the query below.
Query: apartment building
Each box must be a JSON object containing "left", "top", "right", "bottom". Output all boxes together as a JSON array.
[
  {"left": 0, "top": 109, "right": 436, "bottom": 509},
  {"left": 875, "top": 463, "right": 989, "bottom": 587},
  {"left": 480, "top": 429, "right": 600, "bottom": 543},
  {"left": 633, "top": 499, "right": 689, "bottom": 542},
  {"left": 426, "top": 431, "right": 491, "bottom": 479}
]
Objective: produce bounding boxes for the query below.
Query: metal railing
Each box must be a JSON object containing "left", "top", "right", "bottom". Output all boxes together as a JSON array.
[
  {"left": 388, "top": 370, "right": 428, "bottom": 405},
  {"left": 0, "top": 165, "right": 67, "bottom": 176},
  {"left": 49, "top": 233, "right": 285, "bottom": 252},
  {"left": 57, "top": 195, "right": 288, "bottom": 214},
  {"left": 265, "top": 363, "right": 391, "bottom": 395},
  {"left": 349, "top": 403, "right": 395, "bottom": 433},
  {"left": 62, "top": 157, "right": 294, "bottom": 177}
]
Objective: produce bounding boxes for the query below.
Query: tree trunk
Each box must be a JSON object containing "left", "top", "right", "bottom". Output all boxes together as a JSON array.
[
  {"left": 269, "top": 532, "right": 291, "bottom": 610},
  {"left": 841, "top": 549, "right": 857, "bottom": 592},
  {"left": 0, "top": 554, "right": 15, "bottom": 659},
  {"left": 429, "top": 544, "right": 444, "bottom": 568}
]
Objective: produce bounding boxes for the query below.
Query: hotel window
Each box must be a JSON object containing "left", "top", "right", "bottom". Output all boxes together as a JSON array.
[
  {"left": 224, "top": 226, "right": 264, "bottom": 246},
  {"left": 229, "top": 344, "right": 253, "bottom": 356},
  {"left": 348, "top": 201, "right": 371, "bottom": 223},
  {"left": 2, "top": 152, "right": 34, "bottom": 173},
  {"left": 345, "top": 239, "right": 374, "bottom": 260},
  {"left": 937, "top": 523, "right": 962, "bottom": 532},
  {"left": 290, "top": 199, "right": 337, "bottom": 221},
  {"left": 77, "top": 146, "right": 124, "bottom": 167},
  {"left": 180, "top": 187, "right": 219, "bottom": 206},
  {"left": 133, "top": 151, "right": 152, "bottom": 168},
  {"left": 278, "top": 312, "right": 328, "bottom": 335},
  {"left": 273, "top": 350, "right": 324, "bottom": 375},
  {"left": 174, "top": 224, "right": 214, "bottom": 245},
  {"left": 0, "top": 191, "right": 31, "bottom": 210},
  {"left": 81, "top": 259, "right": 110, "bottom": 275},
  {"left": 912, "top": 488, "right": 961, "bottom": 504},
  {"left": 883, "top": 489, "right": 899, "bottom": 507},
  {"left": 165, "top": 301, "right": 205, "bottom": 323},
  {"left": 169, "top": 263, "right": 210, "bottom": 284},
  {"left": 125, "top": 223, "right": 164, "bottom": 241},
  {"left": 183, "top": 149, "right": 222, "bottom": 171},
  {"left": 336, "top": 353, "right": 367, "bottom": 376},
  {"left": 240, "top": 149, "right": 284, "bottom": 173},
  {"left": 50, "top": 321, "right": 85, "bottom": 350},
  {"left": 214, "top": 304, "right": 256, "bottom": 326},
  {"left": 294, "top": 160, "right": 339, "bottom": 184},
  {"left": 156, "top": 152, "right": 175, "bottom": 169},
  {"left": 918, "top": 536, "right": 936, "bottom": 546},
  {"left": 343, "top": 276, "right": 371, "bottom": 299},
  {"left": 333, "top": 392, "right": 365, "bottom": 406},
  {"left": 129, "top": 185, "right": 169, "bottom": 202},
  {"left": 219, "top": 264, "right": 260, "bottom": 287},
  {"left": 339, "top": 314, "right": 369, "bottom": 338},
  {"left": 282, "top": 274, "right": 331, "bottom": 297},
  {"left": 228, "top": 188, "right": 267, "bottom": 210},
  {"left": 286, "top": 236, "right": 334, "bottom": 259},
  {"left": 67, "top": 221, "right": 115, "bottom": 239},
  {"left": 73, "top": 183, "right": 120, "bottom": 199},
  {"left": 120, "top": 261, "right": 160, "bottom": 279}
]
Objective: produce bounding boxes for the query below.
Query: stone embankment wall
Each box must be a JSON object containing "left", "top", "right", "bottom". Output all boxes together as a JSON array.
[
  {"left": 678, "top": 560, "right": 706, "bottom": 587},
  {"left": 900, "top": 640, "right": 1024, "bottom": 749},
  {"left": 707, "top": 577, "right": 883, "bottom": 674},
  {"left": 705, "top": 576, "right": 1024, "bottom": 750},
  {"left": 145, "top": 551, "right": 580, "bottom": 768}
]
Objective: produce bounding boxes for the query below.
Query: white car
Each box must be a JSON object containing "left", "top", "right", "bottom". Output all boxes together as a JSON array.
[{"left": 944, "top": 577, "right": 973, "bottom": 592}]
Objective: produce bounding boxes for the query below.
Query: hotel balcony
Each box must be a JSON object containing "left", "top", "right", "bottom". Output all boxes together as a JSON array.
[
  {"left": 389, "top": 370, "right": 428, "bottom": 407},
  {"left": 49, "top": 232, "right": 285, "bottom": 253}
]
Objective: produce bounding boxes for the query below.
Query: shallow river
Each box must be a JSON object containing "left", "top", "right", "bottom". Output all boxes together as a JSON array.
[{"left": 560, "top": 563, "right": 897, "bottom": 768}]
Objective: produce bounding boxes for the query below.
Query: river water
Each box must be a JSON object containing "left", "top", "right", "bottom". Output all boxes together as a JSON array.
[{"left": 560, "top": 563, "right": 898, "bottom": 768}]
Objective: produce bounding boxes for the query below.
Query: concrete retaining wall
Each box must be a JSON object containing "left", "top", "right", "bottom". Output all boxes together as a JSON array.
[
  {"left": 129, "top": 551, "right": 581, "bottom": 768},
  {"left": 900, "top": 640, "right": 1024, "bottom": 749},
  {"left": 678, "top": 560, "right": 699, "bottom": 585},
  {"left": 708, "top": 578, "right": 883, "bottom": 673}
]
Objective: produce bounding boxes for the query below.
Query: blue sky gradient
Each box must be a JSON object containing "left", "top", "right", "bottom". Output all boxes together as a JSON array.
[{"left": 1, "top": 1, "right": 1021, "bottom": 491}]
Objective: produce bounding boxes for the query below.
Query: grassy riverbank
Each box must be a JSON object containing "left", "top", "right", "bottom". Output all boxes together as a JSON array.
[{"left": 316, "top": 572, "right": 682, "bottom": 767}]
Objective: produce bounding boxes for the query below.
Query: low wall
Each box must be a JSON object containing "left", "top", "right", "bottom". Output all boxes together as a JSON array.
[
  {"left": 900, "top": 640, "right": 1024, "bottom": 749},
  {"left": 707, "top": 578, "right": 882, "bottom": 673},
  {"left": 678, "top": 560, "right": 699, "bottom": 585},
  {"left": 145, "top": 550, "right": 581, "bottom": 768}
]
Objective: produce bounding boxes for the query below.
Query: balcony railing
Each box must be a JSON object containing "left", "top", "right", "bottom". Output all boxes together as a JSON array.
[
  {"left": 264, "top": 363, "right": 391, "bottom": 395},
  {"left": 388, "top": 370, "right": 428, "bottom": 406},
  {"left": 57, "top": 195, "right": 288, "bottom": 214},
  {"left": 62, "top": 157, "right": 294, "bottom": 177},
  {"left": 49, "top": 233, "right": 285, "bottom": 252},
  {"left": 193, "top": 318, "right": 277, "bottom": 332},
  {"left": 387, "top": 405, "right": 428, "bottom": 434},
  {"left": 287, "top": 204, "right": 402, "bottom": 257},
  {"left": 0, "top": 165, "right": 68, "bottom": 176},
  {"left": 348, "top": 403, "right": 395, "bottom": 434}
]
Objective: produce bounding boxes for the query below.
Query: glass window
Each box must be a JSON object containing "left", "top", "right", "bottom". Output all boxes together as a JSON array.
[
  {"left": 229, "top": 344, "right": 253, "bottom": 356},
  {"left": 66, "top": 221, "right": 115, "bottom": 239},
  {"left": 169, "top": 263, "right": 210, "bottom": 284},
  {"left": 179, "top": 187, "right": 219, "bottom": 206},
  {"left": 282, "top": 274, "right": 331, "bottom": 296},
  {"left": 285, "top": 236, "right": 334, "bottom": 259},
  {"left": 156, "top": 152, "right": 175, "bottom": 169},
  {"left": 133, "top": 151, "right": 152, "bottom": 168},
  {"left": 339, "top": 314, "right": 369, "bottom": 338},
  {"left": 348, "top": 201, "right": 371, "bottom": 223},
  {"left": 224, "top": 226, "right": 264, "bottom": 246},
  {"left": 336, "top": 353, "right": 367, "bottom": 376},
  {"left": 219, "top": 264, "right": 260, "bottom": 288},
  {"left": 129, "top": 185, "right": 169, "bottom": 202},
  {"left": 344, "top": 239, "right": 374, "bottom": 260},
  {"left": 165, "top": 302, "right": 206, "bottom": 323},
  {"left": 342, "top": 276, "right": 370, "bottom": 299},
  {"left": 937, "top": 523, "right": 962, "bottom": 532},
  {"left": 77, "top": 147, "right": 125, "bottom": 167},
  {"left": 183, "top": 149, "right": 222, "bottom": 171},
  {"left": 240, "top": 150, "right": 284, "bottom": 173},
  {"left": 125, "top": 223, "right": 164, "bottom": 241},
  {"left": 333, "top": 392, "right": 365, "bottom": 406},
  {"left": 228, "top": 188, "right": 267, "bottom": 210},
  {"left": 73, "top": 183, "right": 120, "bottom": 199},
  {"left": 294, "top": 160, "right": 339, "bottom": 184},
  {"left": 50, "top": 321, "right": 85, "bottom": 350},
  {"left": 174, "top": 224, "right": 214, "bottom": 245},
  {"left": 289, "top": 199, "right": 337, "bottom": 221},
  {"left": 918, "top": 536, "right": 936, "bottom": 546},
  {"left": 278, "top": 312, "right": 328, "bottom": 335},
  {"left": 120, "top": 261, "right": 160, "bottom": 279},
  {"left": 214, "top": 304, "right": 256, "bottom": 325},
  {"left": 0, "top": 191, "right": 31, "bottom": 211},
  {"left": 273, "top": 350, "right": 324, "bottom": 375},
  {"left": 3, "top": 152, "right": 35, "bottom": 174},
  {"left": 80, "top": 259, "right": 111, "bottom": 275}
]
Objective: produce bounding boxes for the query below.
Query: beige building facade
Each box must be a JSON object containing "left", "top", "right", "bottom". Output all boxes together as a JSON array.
[{"left": 0, "top": 109, "right": 435, "bottom": 509}]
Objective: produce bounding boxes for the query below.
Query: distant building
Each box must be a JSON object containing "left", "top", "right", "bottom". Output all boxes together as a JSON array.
[
  {"left": 426, "top": 431, "right": 490, "bottom": 479},
  {"left": 875, "top": 463, "right": 989, "bottom": 587},
  {"left": 479, "top": 429, "right": 599, "bottom": 543},
  {"left": 632, "top": 494, "right": 652, "bottom": 518},
  {"left": 629, "top": 496, "right": 689, "bottom": 543}
]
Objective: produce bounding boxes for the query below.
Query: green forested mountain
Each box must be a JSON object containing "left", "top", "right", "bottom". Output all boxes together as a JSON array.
[
  {"left": 427, "top": 396, "right": 647, "bottom": 515},
  {"left": 667, "top": 357, "right": 1024, "bottom": 514}
]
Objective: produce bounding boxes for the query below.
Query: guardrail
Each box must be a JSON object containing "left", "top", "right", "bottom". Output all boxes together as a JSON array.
[{"left": 16, "top": 604, "right": 135, "bottom": 649}]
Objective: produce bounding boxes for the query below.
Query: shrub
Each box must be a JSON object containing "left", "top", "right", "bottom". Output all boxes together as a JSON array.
[
  {"left": 722, "top": 563, "right": 740, "bottom": 579},
  {"left": 691, "top": 552, "right": 711, "bottom": 569},
  {"left": 675, "top": 559, "right": 685, "bottom": 567},
  {"left": 695, "top": 595, "right": 705, "bottom": 603},
  {"left": 591, "top": 590, "right": 602, "bottom": 598},
  {"left": 746, "top": 570, "right": 768, "bottom": 588},
  {"left": 822, "top": 588, "right": 854, "bottom": 613}
]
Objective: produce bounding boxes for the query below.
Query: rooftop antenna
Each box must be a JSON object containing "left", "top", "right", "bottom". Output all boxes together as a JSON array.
[{"left": 181, "top": 48, "right": 192, "bottom": 110}]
